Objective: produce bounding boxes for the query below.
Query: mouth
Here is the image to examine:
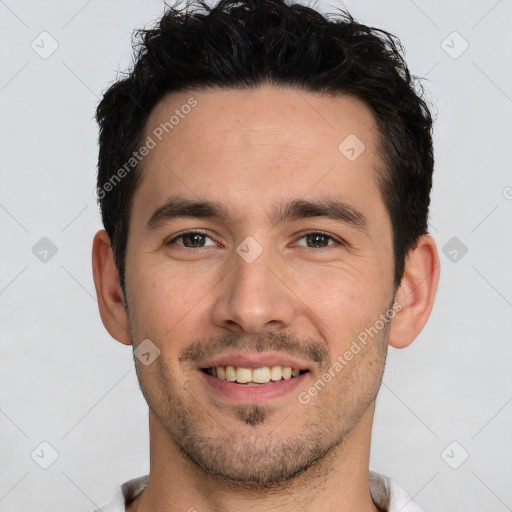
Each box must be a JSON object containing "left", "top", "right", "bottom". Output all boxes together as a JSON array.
[
  {"left": 197, "top": 352, "right": 312, "bottom": 403},
  {"left": 201, "top": 365, "right": 309, "bottom": 385}
]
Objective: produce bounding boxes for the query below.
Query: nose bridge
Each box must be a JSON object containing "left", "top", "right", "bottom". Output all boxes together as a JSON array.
[
  {"left": 212, "top": 241, "right": 295, "bottom": 333},
  {"left": 233, "top": 245, "right": 275, "bottom": 297}
]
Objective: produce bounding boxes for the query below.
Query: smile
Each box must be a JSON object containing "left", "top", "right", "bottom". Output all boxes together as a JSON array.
[{"left": 202, "top": 365, "right": 309, "bottom": 384}]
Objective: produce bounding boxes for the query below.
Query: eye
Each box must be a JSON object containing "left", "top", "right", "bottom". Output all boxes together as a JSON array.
[
  {"left": 294, "top": 231, "right": 342, "bottom": 249},
  {"left": 166, "top": 230, "right": 343, "bottom": 250},
  {"left": 167, "top": 230, "right": 217, "bottom": 248}
]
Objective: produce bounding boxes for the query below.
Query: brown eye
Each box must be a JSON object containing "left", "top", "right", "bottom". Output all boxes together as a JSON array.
[
  {"left": 306, "top": 233, "right": 331, "bottom": 248},
  {"left": 295, "top": 231, "right": 339, "bottom": 249},
  {"left": 167, "top": 231, "right": 216, "bottom": 248}
]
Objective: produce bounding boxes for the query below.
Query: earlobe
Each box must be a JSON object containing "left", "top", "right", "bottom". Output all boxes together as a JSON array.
[
  {"left": 388, "top": 235, "right": 440, "bottom": 349},
  {"left": 92, "top": 230, "right": 131, "bottom": 345}
]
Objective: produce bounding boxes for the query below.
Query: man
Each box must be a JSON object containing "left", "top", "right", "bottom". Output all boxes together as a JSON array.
[{"left": 92, "top": 0, "right": 439, "bottom": 510}]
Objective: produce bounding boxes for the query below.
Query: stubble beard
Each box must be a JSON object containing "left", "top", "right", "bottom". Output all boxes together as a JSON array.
[{"left": 130, "top": 315, "right": 389, "bottom": 488}]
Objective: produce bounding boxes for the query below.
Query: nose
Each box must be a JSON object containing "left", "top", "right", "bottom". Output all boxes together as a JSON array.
[{"left": 211, "top": 247, "right": 297, "bottom": 334}]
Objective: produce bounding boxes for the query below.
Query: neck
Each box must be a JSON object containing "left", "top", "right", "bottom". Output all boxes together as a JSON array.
[{"left": 129, "top": 406, "right": 380, "bottom": 512}]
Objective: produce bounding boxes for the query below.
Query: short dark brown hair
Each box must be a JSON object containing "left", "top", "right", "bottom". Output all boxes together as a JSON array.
[{"left": 96, "top": 0, "right": 434, "bottom": 292}]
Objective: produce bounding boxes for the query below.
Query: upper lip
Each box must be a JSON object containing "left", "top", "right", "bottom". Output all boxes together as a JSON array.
[{"left": 199, "top": 352, "right": 311, "bottom": 371}]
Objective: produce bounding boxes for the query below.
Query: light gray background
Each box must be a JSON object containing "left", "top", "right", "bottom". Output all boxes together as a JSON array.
[{"left": 1, "top": 0, "right": 511, "bottom": 510}]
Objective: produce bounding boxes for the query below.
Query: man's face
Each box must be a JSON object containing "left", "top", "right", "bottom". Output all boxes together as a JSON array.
[{"left": 124, "top": 86, "right": 396, "bottom": 484}]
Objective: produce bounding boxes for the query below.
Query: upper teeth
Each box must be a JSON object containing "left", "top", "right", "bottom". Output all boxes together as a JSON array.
[{"left": 207, "top": 365, "right": 302, "bottom": 383}]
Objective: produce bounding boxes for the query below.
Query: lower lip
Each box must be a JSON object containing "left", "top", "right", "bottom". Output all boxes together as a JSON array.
[{"left": 200, "top": 371, "right": 308, "bottom": 403}]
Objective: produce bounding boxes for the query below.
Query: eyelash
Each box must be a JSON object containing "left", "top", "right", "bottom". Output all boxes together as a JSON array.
[{"left": 166, "top": 230, "right": 345, "bottom": 249}]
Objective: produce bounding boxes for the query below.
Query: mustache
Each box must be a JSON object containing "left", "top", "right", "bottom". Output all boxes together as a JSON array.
[{"left": 179, "top": 330, "right": 329, "bottom": 367}]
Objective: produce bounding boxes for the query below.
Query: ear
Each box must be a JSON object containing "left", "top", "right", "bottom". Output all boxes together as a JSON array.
[
  {"left": 388, "top": 234, "right": 440, "bottom": 349},
  {"left": 92, "top": 230, "right": 131, "bottom": 345}
]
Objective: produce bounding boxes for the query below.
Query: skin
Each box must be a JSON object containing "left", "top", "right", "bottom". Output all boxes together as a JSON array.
[{"left": 93, "top": 85, "right": 440, "bottom": 512}]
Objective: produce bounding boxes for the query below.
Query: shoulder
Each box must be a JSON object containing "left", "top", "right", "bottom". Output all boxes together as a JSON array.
[
  {"left": 370, "top": 470, "right": 424, "bottom": 512},
  {"left": 91, "top": 475, "right": 149, "bottom": 512}
]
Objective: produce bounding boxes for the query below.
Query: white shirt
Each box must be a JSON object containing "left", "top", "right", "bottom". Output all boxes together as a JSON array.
[{"left": 93, "top": 471, "right": 423, "bottom": 511}]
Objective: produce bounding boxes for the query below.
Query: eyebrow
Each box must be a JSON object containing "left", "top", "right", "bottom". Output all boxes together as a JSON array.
[{"left": 145, "top": 196, "right": 367, "bottom": 233}]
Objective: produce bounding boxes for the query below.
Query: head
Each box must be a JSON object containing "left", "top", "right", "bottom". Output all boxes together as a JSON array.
[{"left": 93, "top": 0, "right": 439, "bottom": 487}]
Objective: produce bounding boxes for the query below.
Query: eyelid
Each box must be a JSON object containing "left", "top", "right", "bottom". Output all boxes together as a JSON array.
[
  {"left": 293, "top": 229, "right": 346, "bottom": 247},
  {"left": 166, "top": 229, "right": 218, "bottom": 247}
]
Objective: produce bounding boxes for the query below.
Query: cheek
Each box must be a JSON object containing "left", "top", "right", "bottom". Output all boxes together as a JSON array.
[
  {"left": 294, "top": 271, "right": 391, "bottom": 350},
  {"left": 129, "top": 262, "right": 214, "bottom": 339}
]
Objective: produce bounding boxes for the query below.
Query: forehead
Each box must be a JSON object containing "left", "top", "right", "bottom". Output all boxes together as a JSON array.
[
  {"left": 144, "top": 85, "right": 379, "bottom": 157},
  {"left": 132, "top": 85, "right": 385, "bottom": 229}
]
